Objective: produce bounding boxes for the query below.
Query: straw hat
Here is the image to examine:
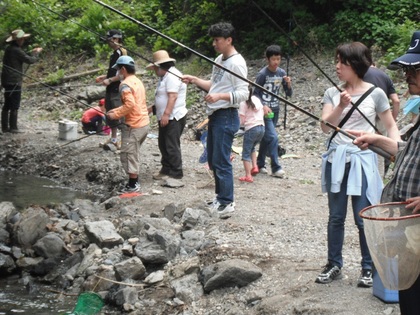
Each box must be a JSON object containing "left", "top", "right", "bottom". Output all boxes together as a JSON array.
[
  {"left": 146, "top": 50, "right": 176, "bottom": 70},
  {"left": 6, "top": 29, "right": 31, "bottom": 42}
]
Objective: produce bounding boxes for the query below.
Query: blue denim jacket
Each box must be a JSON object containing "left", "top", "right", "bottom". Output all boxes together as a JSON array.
[{"left": 321, "top": 143, "right": 383, "bottom": 205}]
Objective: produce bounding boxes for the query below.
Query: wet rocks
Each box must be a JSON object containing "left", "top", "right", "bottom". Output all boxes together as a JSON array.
[{"left": 0, "top": 199, "right": 264, "bottom": 313}]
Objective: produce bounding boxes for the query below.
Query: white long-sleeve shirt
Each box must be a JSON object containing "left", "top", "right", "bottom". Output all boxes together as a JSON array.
[{"left": 207, "top": 53, "right": 248, "bottom": 115}]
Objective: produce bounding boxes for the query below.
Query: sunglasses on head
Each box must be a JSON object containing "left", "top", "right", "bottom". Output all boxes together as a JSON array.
[{"left": 402, "top": 66, "right": 420, "bottom": 75}]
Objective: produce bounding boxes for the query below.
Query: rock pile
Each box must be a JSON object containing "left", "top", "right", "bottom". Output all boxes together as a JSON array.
[{"left": 0, "top": 198, "right": 262, "bottom": 313}]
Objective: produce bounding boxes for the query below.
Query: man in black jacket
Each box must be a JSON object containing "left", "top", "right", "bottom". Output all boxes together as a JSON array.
[{"left": 1, "top": 29, "right": 42, "bottom": 133}]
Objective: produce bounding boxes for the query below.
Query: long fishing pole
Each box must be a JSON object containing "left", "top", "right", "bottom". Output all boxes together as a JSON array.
[
  {"left": 250, "top": 0, "right": 380, "bottom": 134},
  {"left": 2, "top": 64, "right": 110, "bottom": 118},
  {"left": 2, "top": 64, "right": 130, "bottom": 151},
  {"left": 30, "top": 0, "right": 198, "bottom": 87},
  {"left": 283, "top": 54, "right": 290, "bottom": 130},
  {"left": 92, "top": 0, "right": 394, "bottom": 161}
]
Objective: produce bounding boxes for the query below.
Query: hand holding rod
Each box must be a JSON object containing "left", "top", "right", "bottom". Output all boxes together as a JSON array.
[
  {"left": 92, "top": 0, "right": 394, "bottom": 161},
  {"left": 31, "top": 0, "right": 208, "bottom": 92},
  {"left": 1, "top": 63, "right": 129, "bottom": 127}
]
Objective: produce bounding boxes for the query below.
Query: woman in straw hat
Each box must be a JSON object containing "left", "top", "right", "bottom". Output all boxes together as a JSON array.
[
  {"left": 147, "top": 50, "right": 188, "bottom": 180},
  {"left": 1, "top": 29, "right": 42, "bottom": 133}
]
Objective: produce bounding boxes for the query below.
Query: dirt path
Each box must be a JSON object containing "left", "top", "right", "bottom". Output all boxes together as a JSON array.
[{"left": 0, "top": 53, "right": 405, "bottom": 314}]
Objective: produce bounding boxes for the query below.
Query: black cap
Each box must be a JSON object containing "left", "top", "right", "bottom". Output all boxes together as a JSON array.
[
  {"left": 106, "top": 29, "right": 123, "bottom": 39},
  {"left": 388, "top": 31, "right": 420, "bottom": 70}
]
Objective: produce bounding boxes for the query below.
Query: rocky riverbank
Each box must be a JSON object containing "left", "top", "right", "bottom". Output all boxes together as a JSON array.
[{"left": 0, "top": 54, "right": 409, "bottom": 314}]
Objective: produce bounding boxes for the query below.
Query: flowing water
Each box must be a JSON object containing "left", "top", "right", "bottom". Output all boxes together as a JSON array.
[
  {"left": 0, "top": 171, "right": 97, "bottom": 210},
  {"left": 0, "top": 171, "right": 98, "bottom": 314},
  {"left": 0, "top": 276, "right": 77, "bottom": 314}
]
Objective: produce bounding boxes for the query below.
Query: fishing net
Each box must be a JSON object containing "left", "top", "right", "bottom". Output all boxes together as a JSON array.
[
  {"left": 360, "top": 202, "right": 420, "bottom": 290},
  {"left": 69, "top": 292, "right": 104, "bottom": 315}
]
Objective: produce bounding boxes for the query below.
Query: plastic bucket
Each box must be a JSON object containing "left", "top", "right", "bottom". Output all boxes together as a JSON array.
[
  {"left": 360, "top": 202, "right": 420, "bottom": 290},
  {"left": 68, "top": 292, "right": 104, "bottom": 315},
  {"left": 59, "top": 120, "right": 78, "bottom": 140}
]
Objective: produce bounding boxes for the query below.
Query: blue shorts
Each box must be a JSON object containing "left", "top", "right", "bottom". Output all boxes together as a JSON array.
[{"left": 242, "top": 125, "right": 264, "bottom": 162}]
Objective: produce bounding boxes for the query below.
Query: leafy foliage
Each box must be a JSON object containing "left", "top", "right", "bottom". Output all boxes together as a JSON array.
[{"left": 0, "top": 0, "right": 419, "bottom": 62}]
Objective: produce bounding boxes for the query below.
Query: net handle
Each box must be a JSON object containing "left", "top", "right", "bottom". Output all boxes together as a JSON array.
[{"left": 360, "top": 202, "right": 420, "bottom": 221}]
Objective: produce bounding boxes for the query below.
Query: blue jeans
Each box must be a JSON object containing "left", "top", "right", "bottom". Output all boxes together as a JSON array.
[
  {"left": 257, "top": 110, "right": 282, "bottom": 172},
  {"left": 207, "top": 108, "right": 239, "bottom": 205},
  {"left": 242, "top": 125, "right": 264, "bottom": 161},
  {"left": 325, "top": 162, "right": 372, "bottom": 270}
]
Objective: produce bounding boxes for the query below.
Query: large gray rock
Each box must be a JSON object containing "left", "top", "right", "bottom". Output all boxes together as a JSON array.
[
  {"left": 0, "top": 201, "right": 17, "bottom": 229},
  {"left": 200, "top": 259, "right": 262, "bottom": 292},
  {"left": 146, "top": 226, "right": 181, "bottom": 261},
  {"left": 181, "top": 229, "right": 206, "bottom": 253},
  {"left": 16, "top": 256, "right": 44, "bottom": 269},
  {"left": 73, "top": 199, "right": 102, "bottom": 218},
  {"left": 181, "top": 208, "right": 211, "bottom": 229},
  {"left": 76, "top": 243, "right": 101, "bottom": 277},
  {"left": 170, "top": 273, "right": 204, "bottom": 303},
  {"left": 84, "top": 220, "right": 123, "bottom": 248},
  {"left": 0, "top": 228, "right": 10, "bottom": 244},
  {"left": 114, "top": 256, "right": 146, "bottom": 281},
  {"left": 119, "top": 220, "right": 141, "bottom": 240},
  {"left": 13, "top": 207, "right": 50, "bottom": 247},
  {"left": 134, "top": 238, "right": 169, "bottom": 264},
  {"left": 0, "top": 252, "right": 16, "bottom": 275},
  {"left": 33, "top": 233, "right": 66, "bottom": 258}
]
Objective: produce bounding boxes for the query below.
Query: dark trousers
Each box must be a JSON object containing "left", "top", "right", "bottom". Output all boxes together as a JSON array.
[
  {"left": 158, "top": 116, "right": 186, "bottom": 178},
  {"left": 399, "top": 273, "right": 420, "bottom": 315},
  {"left": 2, "top": 84, "right": 22, "bottom": 131}
]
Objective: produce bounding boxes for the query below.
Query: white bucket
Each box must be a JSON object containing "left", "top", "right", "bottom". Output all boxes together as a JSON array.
[{"left": 58, "top": 120, "right": 78, "bottom": 140}]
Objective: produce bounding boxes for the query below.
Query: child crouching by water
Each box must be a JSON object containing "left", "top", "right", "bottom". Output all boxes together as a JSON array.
[
  {"left": 81, "top": 98, "right": 109, "bottom": 135},
  {"left": 238, "top": 87, "right": 265, "bottom": 183}
]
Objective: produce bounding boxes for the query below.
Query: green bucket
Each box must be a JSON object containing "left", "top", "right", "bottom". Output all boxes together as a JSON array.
[{"left": 67, "top": 292, "right": 104, "bottom": 315}]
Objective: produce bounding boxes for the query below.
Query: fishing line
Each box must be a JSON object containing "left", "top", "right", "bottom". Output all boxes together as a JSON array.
[
  {"left": 2, "top": 64, "right": 109, "bottom": 117},
  {"left": 2, "top": 83, "right": 100, "bottom": 92},
  {"left": 92, "top": 0, "right": 394, "bottom": 161},
  {"left": 2, "top": 64, "right": 129, "bottom": 153},
  {"left": 250, "top": 0, "right": 380, "bottom": 134},
  {"left": 30, "top": 0, "right": 204, "bottom": 90}
]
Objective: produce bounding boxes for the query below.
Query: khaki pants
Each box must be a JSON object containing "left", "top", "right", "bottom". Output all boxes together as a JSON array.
[{"left": 120, "top": 125, "right": 149, "bottom": 175}]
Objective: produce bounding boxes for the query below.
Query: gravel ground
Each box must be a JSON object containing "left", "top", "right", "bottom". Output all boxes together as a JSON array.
[{"left": 0, "top": 54, "right": 407, "bottom": 314}]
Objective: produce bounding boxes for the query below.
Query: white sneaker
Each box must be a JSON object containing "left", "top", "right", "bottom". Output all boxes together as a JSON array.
[
  {"left": 217, "top": 202, "right": 235, "bottom": 218},
  {"left": 118, "top": 182, "right": 140, "bottom": 194},
  {"left": 272, "top": 169, "right": 285, "bottom": 178},
  {"left": 206, "top": 198, "right": 220, "bottom": 211},
  {"left": 259, "top": 167, "right": 268, "bottom": 174}
]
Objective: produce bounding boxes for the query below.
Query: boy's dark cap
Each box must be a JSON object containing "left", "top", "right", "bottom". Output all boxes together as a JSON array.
[
  {"left": 388, "top": 31, "right": 420, "bottom": 70},
  {"left": 106, "top": 29, "right": 123, "bottom": 39}
]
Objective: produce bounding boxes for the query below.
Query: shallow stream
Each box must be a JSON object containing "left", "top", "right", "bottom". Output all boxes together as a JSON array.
[
  {"left": 0, "top": 171, "right": 98, "bottom": 314},
  {"left": 0, "top": 171, "right": 96, "bottom": 210}
]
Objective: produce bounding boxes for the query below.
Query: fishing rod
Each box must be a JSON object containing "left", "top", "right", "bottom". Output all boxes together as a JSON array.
[
  {"left": 3, "top": 64, "right": 124, "bottom": 153},
  {"left": 250, "top": 0, "right": 380, "bottom": 134},
  {"left": 283, "top": 54, "right": 290, "bottom": 130},
  {"left": 30, "top": 0, "right": 197, "bottom": 87},
  {"left": 2, "top": 64, "right": 110, "bottom": 118},
  {"left": 40, "top": 124, "right": 113, "bottom": 156},
  {"left": 92, "top": 0, "right": 394, "bottom": 161},
  {"left": 3, "top": 83, "right": 99, "bottom": 92}
]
